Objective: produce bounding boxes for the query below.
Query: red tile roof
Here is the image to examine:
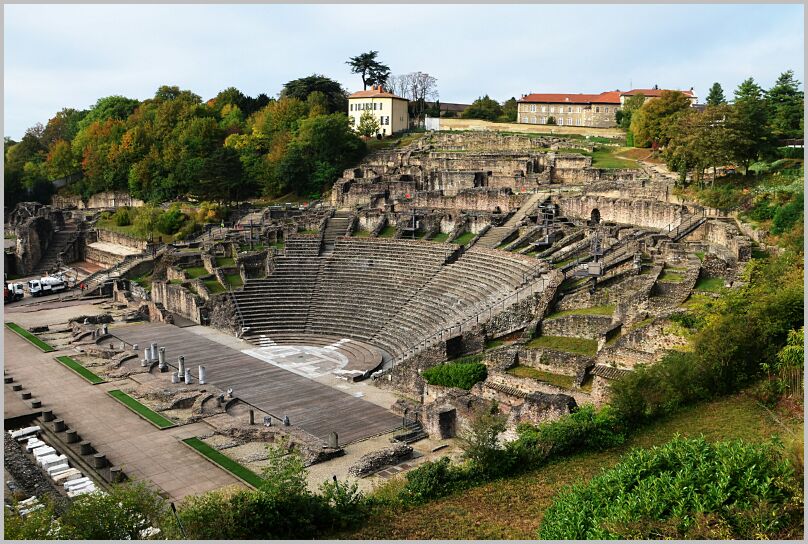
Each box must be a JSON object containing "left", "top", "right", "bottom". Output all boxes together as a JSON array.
[
  {"left": 349, "top": 85, "right": 407, "bottom": 100},
  {"left": 519, "top": 88, "right": 694, "bottom": 105},
  {"left": 592, "top": 91, "right": 622, "bottom": 103},
  {"left": 518, "top": 93, "right": 602, "bottom": 104}
]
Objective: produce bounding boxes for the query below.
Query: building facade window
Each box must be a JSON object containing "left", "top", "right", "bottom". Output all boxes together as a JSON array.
[
  {"left": 541, "top": 116, "right": 547, "bottom": 124},
  {"left": 522, "top": 116, "right": 528, "bottom": 123},
  {"left": 541, "top": 106, "right": 547, "bottom": 112},
  {"left": 595, "top": 106, "right": 600, "bottom": 113},
  {"left": 567, "top": 106, "right": 572, "bottom": 113},
  {"left": 531, "top": 116, "right": 536, "bottom": 123},
  {"left": 550, "top": 106, "right": 555, "bottom": 113},
  {"left": 558, "top": 118, "right": 564, "bottom": 125},
  {"left": 530, "top": 104, "right": 537, "bottom": 112},
  {"left": 567, "top": 117, "right": 572, "bottom": 125}
]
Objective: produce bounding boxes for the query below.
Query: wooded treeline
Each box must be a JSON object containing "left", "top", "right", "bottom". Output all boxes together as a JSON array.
[{"left": 4, "top": 76, "right": 366, "bottom": 207}]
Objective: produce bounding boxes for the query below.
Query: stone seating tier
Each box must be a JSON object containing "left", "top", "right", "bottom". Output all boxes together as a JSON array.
[{"left": 238, "top": 239, "right": 548, "bottom": 357}]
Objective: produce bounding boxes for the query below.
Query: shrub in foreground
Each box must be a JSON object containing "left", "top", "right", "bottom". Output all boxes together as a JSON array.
[{"left": 539, "top": 436, "right": 804, "bottom": 540}]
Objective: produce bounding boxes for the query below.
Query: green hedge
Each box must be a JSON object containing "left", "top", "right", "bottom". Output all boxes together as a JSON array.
[
  {"left": 182, "top": 438, "right": 263, "bottom": 488},
  {"left": 55, "top": 356, "right": 105, "bottom": 385},
  {"left": 107, "top": 390, "right": 176, "bottom": 429},
  {"left": 422, "top": 361, "right": 487, "bottom": 390},
  {"left": 539, "top": 436, "right": 803, "bottom": 540},
  {"left": 5, "top": 322, "right": 55, "bottom": 352}
]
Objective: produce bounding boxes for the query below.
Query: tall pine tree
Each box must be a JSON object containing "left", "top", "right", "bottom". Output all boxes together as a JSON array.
[
  {"left": 705, "top": 83, "right": 726, "bottom": 106},
  {"left": 765, "top": 70, "right": 804, "bottom": 140}
]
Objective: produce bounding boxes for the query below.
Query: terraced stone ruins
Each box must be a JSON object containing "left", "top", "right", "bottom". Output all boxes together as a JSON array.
[{"left": 5, "top": 130, "right": 756, "bottom": 494}]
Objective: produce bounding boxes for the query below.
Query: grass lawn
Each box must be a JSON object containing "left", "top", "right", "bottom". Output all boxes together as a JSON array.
[
  {"left": 301, "top": 229, "right": 319, "bottom": 235},
  {"left": 168, "top": 279, "right": 184, "bottom": 285},
  {"left": 552, "top": 257, "right": 577, "bottom": 269},
  {"left": 204, "top": 279, "right": 226, "bottom": 294},
  {"left": 506, "top": 365, "right": 575, "bottom": 389},
  {"left": 484, "top": 339, "right": 505, "bottom": 350},
  {"left": 183, "top": 266, "right": 210, "bottom": 279},
  {"left": 5, "top": 322, "right": 55, "bottom": 352},
  {"left": 96, "top": 219, "right": 180, "bottom": 244},
  {"left": 378, "top": 225, "right": 397, "bottom": 238},
  {"left": 658, "top": 270, "right": 685, "bottom": 283},
  {"left": 339, "top": 392, "right": 800, "bottom": 539},
  {"left": 271, "top": 242, "right": 286, "bottom": 249},
  {"left": 430, "top": 233, "right": 450, "bottom": 243},
  {"left": 352, "top": 230, "right": 372, "bottom": 238},
  {"left": 224, "top": 273, "right": 243, "bottom": 288},
  {"left": 130, "top": 273, "right": 152, "bottom": 293},
  {"left": 54, "top": 356, "right": 106, "bottom": 384},
  {"left": 591, "top": 147, "right": 639, "bottom": 169},
  {"left": 453, "top": 231, "right": 475, "bottom": 246},
  {"left": 182, "top": 437, "right": 264, "bottom": 488},
  {"left": 108, "top": 390, "right": 176, "bottom": 429},
  {"left": 526, "top": 335, "right": 598, "bottom": 356},
  {"left": 545, "top": 305, "right": 614, "bottom": 320},
  {"left": 216, "top": 256, "right": 236, "bottom": 268},
  {"left": 694, "top": 276, "right": 725, "bottom": 292}
]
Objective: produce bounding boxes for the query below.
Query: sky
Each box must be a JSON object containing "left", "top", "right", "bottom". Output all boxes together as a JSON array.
[{"left": 3, "top": 3, "right": 804, "bottom": 139}]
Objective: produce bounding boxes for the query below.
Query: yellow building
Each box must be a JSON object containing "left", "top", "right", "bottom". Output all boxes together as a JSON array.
[{"left": 348, "top": 86, "right": 409, "bottom": 136}]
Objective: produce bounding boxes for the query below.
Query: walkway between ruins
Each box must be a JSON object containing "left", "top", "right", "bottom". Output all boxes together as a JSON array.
[{"left": 3, "top": 329, "right": 242, "bottom": 501}]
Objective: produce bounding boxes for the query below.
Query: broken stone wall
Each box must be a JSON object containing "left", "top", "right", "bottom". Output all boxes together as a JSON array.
[
  {"left": 558, "top": 195, "right": 683, "bottom": 230},
  {"left": 151, "top": 281, "right": 203, "bottom": 324},
  {"left": 96, "top": 229, "right": 148, "bottom": 251}
]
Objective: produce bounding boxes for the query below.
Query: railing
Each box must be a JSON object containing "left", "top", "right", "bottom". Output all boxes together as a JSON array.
[
  {"left": 228, "top": 283, "right": 247, "bottom": 338},
  {"left": 387, "top": 270, "right": 549, "bottom": 368},
  {"left": 662, "top": 208, "right": 707, "bottom": 240}
]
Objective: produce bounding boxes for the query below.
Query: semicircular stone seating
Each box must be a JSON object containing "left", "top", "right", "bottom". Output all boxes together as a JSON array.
[{"left": 235, "top": 237, "right": 547, "bottom": 367}]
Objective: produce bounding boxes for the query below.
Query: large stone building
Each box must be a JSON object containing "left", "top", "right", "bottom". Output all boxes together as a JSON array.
[
  {"left": 348, "top": 86, "right": 409, "bottom": 136},
  {"left": 517, "top": 87, "right": 697, "bottom": 128}
]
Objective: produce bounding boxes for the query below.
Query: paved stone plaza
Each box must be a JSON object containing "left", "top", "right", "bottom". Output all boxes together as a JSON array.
[{"left": 3, "top": 329, "right": 242, "bottom": 501}]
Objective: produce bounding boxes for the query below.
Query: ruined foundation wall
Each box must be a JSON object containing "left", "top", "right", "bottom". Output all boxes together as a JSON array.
[{"left": 558, "top": 195, "right": 683, "bottom": 229}]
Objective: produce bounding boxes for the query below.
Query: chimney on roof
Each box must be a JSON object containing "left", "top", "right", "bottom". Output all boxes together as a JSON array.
[{"left": 653, "top": 84, "right": 659, "bottom": 90}]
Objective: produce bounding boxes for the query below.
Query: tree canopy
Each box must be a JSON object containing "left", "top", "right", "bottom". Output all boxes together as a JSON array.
[
  {"left": 280, "top": 74, "right": 348, "bottom": 114},
  {"left": 705, "top": 82, "right": 726, "bottom": 106},
  {"left": 5, "top": 83, "right": 367, "bottom": 206},
  {"left": 462, "top": 95, "right": 504, "bottom": 121},
  {"left": 346, "top": 50, "right": 390, "bottom": 90},
  {"left": 629, "top": 90, "right": 692, "bottom": 148}
]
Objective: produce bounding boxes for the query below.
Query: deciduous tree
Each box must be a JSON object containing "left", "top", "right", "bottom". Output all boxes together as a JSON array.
[
  {"left": 356, "top": 110, "right": 380, "bottom": 138},
  {"left": 462, "top": 95, "right": 503, "bottom": 121},
  {"left": 630, "top": 90, "right": 691, "bottom": 148}
]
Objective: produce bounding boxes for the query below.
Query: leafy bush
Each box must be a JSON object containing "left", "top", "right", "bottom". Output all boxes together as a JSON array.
[
  {"left": 422, "top": 361, "right": 487, "bottom": 390},
  {"left": 771, "top": 192, "right": 803, "bottom": 234},
  {"left": 5, "top": 481, "right": 170, "bottom": 540},
  {"left": 457, "top": 405, "right": 509, "bottom": 477},
  {"left": 538, "top": 436, "right": 804, "bottom": 540},
  {"left": 399, "top": 457, "right": 468, "bottom": 505},
  {"left": 156, "top": 207, "right": 186, "bottom": 235},
  {"left": 113, "top": 207, "right": 132, "bottom": 226},
  {"left": 514, "top": 405, "right": 626, "bottom": 458},
  {"left": 776, "top": 146, "right": 804, "bottom": 159}
]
